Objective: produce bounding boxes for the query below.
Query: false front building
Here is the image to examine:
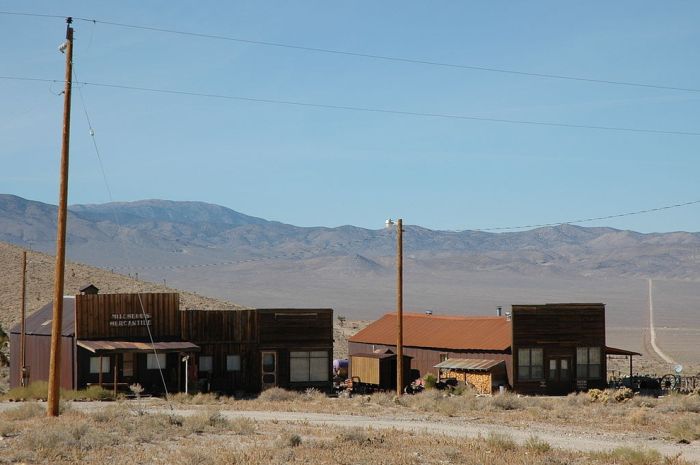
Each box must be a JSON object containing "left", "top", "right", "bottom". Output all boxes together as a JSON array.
[
  {"left": 10, "top": 289, "right": 333, "bottom": 394},
  {"left": 349, "top": 303, "right": 639, "bottom": 395}
]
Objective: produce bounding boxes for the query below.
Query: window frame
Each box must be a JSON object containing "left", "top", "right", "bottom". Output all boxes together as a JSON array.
[
  {"left": 226, "top": 355, "right": 241, "bottom": 372},
  {"left": 146, "top": 353, "right": 167, "bottom": 370},
  {"left": 90, "top": 356, "right": 110, "bottom": 374},
  {"left": 517, "top": 347, "right": 544, "bottom": 381},
  {"left": 290, "top": 350, "right": 329, "bottom": 383},
  {"left": 576, "top": 347, "right": 602, "bottom": 379}
]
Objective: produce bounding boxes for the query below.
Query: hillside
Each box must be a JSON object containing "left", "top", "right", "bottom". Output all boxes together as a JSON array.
[{"left": 0, "top": 241, "right": 247, "bottom": 333}]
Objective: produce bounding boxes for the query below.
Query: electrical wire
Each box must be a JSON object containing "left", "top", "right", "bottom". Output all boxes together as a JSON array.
[
  {"left": 3, "top": 75, "right": 698, "bottom": 136},
  {"left": 74, "top": 68, "right": 174, "bottom": 408},
  {"left": 2, "top": 11, "right": 699, "bottom": 94},
  {"left": 464, "top": 199, "right": 700, "bottom": 232},
  {"left": 66, "top": 15, "right": 700, "bottom": 94}
]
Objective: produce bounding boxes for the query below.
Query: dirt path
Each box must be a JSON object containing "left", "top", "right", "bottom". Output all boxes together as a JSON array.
[
  {"left": 648, "top": 278, "right": 677, "bottom": 365},
  {"left": 7, "top": 402, "right": 695, "bottom": 462}
]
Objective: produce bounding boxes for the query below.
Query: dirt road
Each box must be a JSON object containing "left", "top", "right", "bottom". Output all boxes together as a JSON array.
[{"left": 6, "top": 402, "right": 695, "bottom": 462}]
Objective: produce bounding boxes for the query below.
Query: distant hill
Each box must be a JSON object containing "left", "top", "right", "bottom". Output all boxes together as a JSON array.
[
  {"left": 2, "top": 194, "right": 700, "bottom": 280},
  {"left": 0, "top": 241, "right": 246, "bottom": 333},
  {"left": 1, "top": 194, "right": 699, "bottom": 352}
]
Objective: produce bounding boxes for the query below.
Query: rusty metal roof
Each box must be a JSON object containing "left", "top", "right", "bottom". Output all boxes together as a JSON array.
[
  {"left": 9, "top": 297, "right": 75, "bottom": 337},
  {"left": 349, "top": 313, "right": 511, "bottom": 351},
  {"left": 77, "top": 340, "right": 200, "bottom": 354},
  {"left": 434, "top": 358, "right": 505, "bottom": 371}
]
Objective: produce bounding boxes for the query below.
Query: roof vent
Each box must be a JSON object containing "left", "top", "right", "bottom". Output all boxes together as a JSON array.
[
  {"left": 496, "top": 306, "right": 502, "bottom": 317},
  {"left": 424, "top": 310, "right": 433, "bottom": 315},
  {"left": 505, "top": 312, "right": 512, "bottom": 321}
]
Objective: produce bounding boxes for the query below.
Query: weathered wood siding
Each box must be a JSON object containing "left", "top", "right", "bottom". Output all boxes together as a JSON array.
[
  {"left": 75, "top": 293, "right": 180, "bottom": 340},
  {"left": 350, "top": 355, "right": 380, "bottom": 384},
  {"left": 511, "top": 304, "right": 607, "bottom": 395},
  {"left": 10, "top": 333, "right": 75, "bottom": 390},
  {"left": 258, "top": 309, "right": 333, "bottom": 347}
]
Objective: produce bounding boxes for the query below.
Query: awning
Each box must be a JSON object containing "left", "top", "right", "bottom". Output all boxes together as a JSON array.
[
  {"left": 77, "top": 340, "right": 200, "bottom": 354},
  {"left": 434, "top": 358, "right": 504, "bottom": 371},
  {"left": 605, "top": 346, "right": 642, "bottom": 356}
]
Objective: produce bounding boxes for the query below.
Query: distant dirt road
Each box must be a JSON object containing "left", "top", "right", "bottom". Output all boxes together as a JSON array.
[
  {"left": 5, "top": 402, "right": 695, "bottom": 462},
  {"left": 648, "top": 278, "right": 677, "bottom": 365}
]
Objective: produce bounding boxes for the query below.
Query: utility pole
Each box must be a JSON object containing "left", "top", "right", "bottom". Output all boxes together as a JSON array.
[
  {"left": 47, "top": 17, "right": 73, "bottom": 417},
  {"left": 19, "top": 251, "right": 27, "bottom": 387},
  {"left": 396, "top": 218, "right": 403, "bottom": 396}
]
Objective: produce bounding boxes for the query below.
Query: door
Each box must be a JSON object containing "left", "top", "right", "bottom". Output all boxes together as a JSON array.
[
  {"left": 261, "top": 351, "right": 277, "bottom": 389},
  {"left": 547, "top": 357, "right": 572, "bottom": 394}
]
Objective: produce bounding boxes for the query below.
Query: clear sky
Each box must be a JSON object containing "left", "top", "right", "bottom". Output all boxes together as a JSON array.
[{"left": 2, "top": 1, "right": 699, "bottom": 232}]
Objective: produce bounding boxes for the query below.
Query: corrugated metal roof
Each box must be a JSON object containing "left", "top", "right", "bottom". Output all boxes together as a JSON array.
[
  {"left": 349, "top": 313, "right": 511, "bottom": 351},
  {"left": 77, "top": 340, "right": 200, "bottom": 354},
  {"left": 10, "top": 297, "right": 75, "bottom": 337},
  {"left": 434, "top": 358, "right": 505, "bottom": 371}
]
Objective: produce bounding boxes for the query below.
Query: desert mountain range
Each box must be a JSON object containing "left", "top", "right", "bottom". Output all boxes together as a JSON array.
[{"left": 1, "top": 195, "right": 698, "bottom": 344}]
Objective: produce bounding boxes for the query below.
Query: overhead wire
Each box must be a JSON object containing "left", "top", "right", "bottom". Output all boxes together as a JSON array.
[
  {"left": 74, "top": 67, "right": 174, "bottom": 408},
  {"left": 1, "top": 11, "right": 699, "bottom": 94},
  {"left": 2, "top": 75, "right": 699, "bottom": 137}
]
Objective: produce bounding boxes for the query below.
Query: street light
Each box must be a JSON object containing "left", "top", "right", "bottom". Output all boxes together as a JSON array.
[{"left": 385, "top": 218, "right": 403, "bottom": 396}]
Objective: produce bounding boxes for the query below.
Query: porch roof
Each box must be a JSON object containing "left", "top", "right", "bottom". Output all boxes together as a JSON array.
[{"left": 77, "top": 340, "right": 200, "bottom": 354}]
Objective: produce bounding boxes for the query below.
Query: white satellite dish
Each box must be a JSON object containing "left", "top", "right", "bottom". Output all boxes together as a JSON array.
[{"left": 674, "top": 364, "right": 683, "bottom": 374}]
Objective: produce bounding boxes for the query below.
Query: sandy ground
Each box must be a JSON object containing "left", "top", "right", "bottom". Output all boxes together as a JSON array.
[{"left": 2, "top": 401, "right": 696, "bottom": 463}]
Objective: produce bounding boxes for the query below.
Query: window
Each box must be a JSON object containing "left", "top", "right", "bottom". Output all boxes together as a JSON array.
[
  {"left": 576, "top": 347, "right": 601, "bottom": 379},
  {"left": 439, "top": 353, "right": 449, "bottom": 363},
  {"left": 147, "top": 353, "right": 166, "bottom": 370},
  {"left": 90, "top": 356, "right": 110, "bottom": 374},
  {"left": 199, "top": 356, "right": 213, "bottom": 372},
  {"left": 517, "top": 348, "right": 543, "bottom": 380},
  {"left": 290, "top": 351, "right": 329, "bottom": 382},
  {"left": 226, "top": 355, "right": 241, "bottom": 372},
  {"left": 122, "top": 353, "right": 134, "bottom": 377}
]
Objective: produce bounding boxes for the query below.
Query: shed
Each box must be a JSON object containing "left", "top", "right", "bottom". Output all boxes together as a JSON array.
[
  {"left": 435, "top": 358, "right": 507, "bottom": 394},
  {"left": 349, "top": 349, "right": 412, "bottom": 391}
]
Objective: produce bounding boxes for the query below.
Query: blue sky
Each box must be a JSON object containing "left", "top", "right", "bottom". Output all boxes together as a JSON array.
[{"left": 2, "top": 1, "right": 699, "bottom": 232}]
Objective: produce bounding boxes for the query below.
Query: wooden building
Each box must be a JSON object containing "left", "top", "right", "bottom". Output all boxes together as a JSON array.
[
  {"left": 349, "top": 349, "right": 413, "bottom": 391},
  {"left": 349, "top": 303, "right": 639, "bottom": 395},
  {"left": 10, "top": 290, "right": 333, "bottom": 394}
]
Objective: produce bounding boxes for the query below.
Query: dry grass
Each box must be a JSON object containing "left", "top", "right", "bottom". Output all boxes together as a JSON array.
[
  {"left": 1, "top": 381, "right": 115, "bottom": 401},
  {"left": 0, "top": 404, "right": 692, "bottom": 465}
]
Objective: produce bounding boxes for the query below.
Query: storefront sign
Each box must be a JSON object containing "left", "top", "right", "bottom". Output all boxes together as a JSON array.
[{"left": 109, "top": 313, "right": 152, "bottom": 327}]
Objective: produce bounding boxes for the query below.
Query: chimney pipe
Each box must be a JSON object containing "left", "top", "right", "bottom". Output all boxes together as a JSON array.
[{"left": 496, "top": 306, "right": 502, "bottom": 317}]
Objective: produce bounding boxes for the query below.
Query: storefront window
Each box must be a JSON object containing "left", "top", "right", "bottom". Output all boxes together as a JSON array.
[
  {"left": 90, "top": 356, "right": 110, "bottom": 374},
  {"left": 146, "top": 353, "right": 166, "bottom": 370},
  {"left": 226, "top": 355, "right": 241, "bottom": 371},
  {"left": 290, "top": 351, "right": 328, "bottom": 382},
  {"left": 576, "top": 347, "right": 601, "bottom": 379},
  {"left": 517, "top": 348, "right": 543, "bottom": 380}
]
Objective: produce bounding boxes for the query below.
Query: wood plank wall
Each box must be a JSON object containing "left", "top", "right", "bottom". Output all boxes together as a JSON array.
[
  {"left": 75, "top": 293, "right": 180, "bottom": 340},
  {"left": 180, "top": 309, "right": 258, "bottom": 343}
]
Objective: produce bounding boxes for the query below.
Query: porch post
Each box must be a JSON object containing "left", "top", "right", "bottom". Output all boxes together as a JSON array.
[
  {"left": 113, "top": 354, "right": 118, "bottom": 398},
  {"left": 98, "top": 356, "right": 103, "bottom": 387}
]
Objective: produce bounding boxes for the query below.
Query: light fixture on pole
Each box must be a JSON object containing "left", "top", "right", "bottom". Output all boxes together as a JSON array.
[{"left": 385, "top": 218, "right": 404, "bottom": 396}]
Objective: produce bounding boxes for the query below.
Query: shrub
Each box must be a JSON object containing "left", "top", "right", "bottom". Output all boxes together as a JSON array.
[
  {"left": 485, "top": 431, "right": 517, "bottom": 451},
  {"left": 301, "top": 388, "right": 325, "bottom": 401},
  {"left": 230, "top": 417, "right": 256, "bottom": 435},
  {"left": 613, "top": 387, "right": 634, "bottom": 402},
  {"left": 1, "top": 402, "right": 44, "bottom": 421},
  {"left": 659, "top": 393, "right": 700, "bottom": 414},
  {"left": 669, "top": 417, "right": 700, "bottom": 443},
  {"left": 595, "top": 447, "right": 662, "bottom": 465},
  {"left": 257, "top": 387, "right": 299, "bottom": 402},
  {"left": 423, "top": 374, "right": 437, "bottom": 389},
  {"left": 525, "top": 435, "right": 551, "bottom": 453},
  {"left": 489, "top": 392, "right": 523, "bottom": 410},
  {"left": 184, "top": 410, "right": 229, "bottom": 434}
]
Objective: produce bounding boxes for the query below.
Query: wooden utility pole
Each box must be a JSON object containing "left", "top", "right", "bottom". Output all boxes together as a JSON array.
[
  {"left": 47, "top": 17, "right": 73, "bottom": 417},
  {"left": 19, "top": 251, "right": 27, "bottom": 387},
  {"left": 396, "top": 218, "right": 403, "bottom": 396}
]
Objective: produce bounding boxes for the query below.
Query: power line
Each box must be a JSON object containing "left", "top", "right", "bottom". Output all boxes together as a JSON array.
[
  {"left": 3, "top": 75, "right": 698, "bottom": 136},
  {"left": 2, "top": 11, "right": 698, "bottom": 94},
  {"left": 0, "top": 11, "right": 65, "bottom": 19},
  {"left": 68, "top": 16, "right": 700, "bottom": 94},
  {"left": 466, "top": 199, "right": 700, "bottom": 232}
]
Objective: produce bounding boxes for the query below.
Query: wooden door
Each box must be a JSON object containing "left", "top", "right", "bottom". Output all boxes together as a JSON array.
[
  {"left": 261, "top": 351, "right": 277, "bottom": 389},
  {"left": 547, "top": 357, "right": 572, "bottom": 394}
]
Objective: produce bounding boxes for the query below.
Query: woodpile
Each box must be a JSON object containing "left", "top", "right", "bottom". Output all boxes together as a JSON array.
[{"left": 443, "top": 370, "right": 493, "bottom": 394}]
